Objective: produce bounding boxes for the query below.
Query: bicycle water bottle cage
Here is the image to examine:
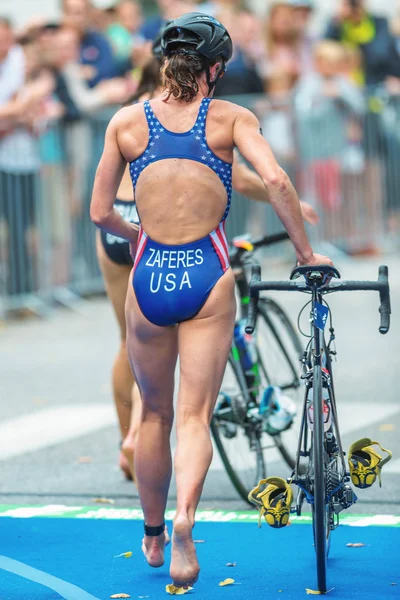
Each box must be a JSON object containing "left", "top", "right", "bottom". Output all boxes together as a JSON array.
[{"left": 290, "top": 265, "right": 341, "bottom": 286}]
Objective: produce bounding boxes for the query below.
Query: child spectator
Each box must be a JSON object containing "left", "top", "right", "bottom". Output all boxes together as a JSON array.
[
  {"left": 294, "top": 40, "right": 365, "bottom": 244},
  {"left": 106, "top": 0, "right": 144, "bottom": 62}
]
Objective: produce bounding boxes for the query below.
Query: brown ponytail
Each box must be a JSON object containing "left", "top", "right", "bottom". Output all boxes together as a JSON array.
[
  {"left": 161, "top": 49, "right": 208, "bottom": 102},
  {"left": 126, "top": 56, "right": 163, "bottom": 104}
]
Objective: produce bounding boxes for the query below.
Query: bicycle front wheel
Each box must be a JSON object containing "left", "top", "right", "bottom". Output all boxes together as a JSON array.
[
  {"left": 211, "top": 355, "right": 266, "bottom": 504},
  {"left": 311, "top": 364, "right": 328, "bottom": 593}
]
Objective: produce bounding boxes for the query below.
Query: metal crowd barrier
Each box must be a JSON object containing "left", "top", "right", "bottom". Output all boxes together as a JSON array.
[{"left": 0, "top": 88, "right": 399, "bottom": 319}]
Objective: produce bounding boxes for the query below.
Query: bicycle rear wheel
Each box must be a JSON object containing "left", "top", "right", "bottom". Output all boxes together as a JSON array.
[
  {"left": 255, "top": 298, "right": 303, "bottom": 469},
  {"left": 211, "top": 354, "right": 266, "bottom": 504},
  {"left": 311, "top": 364, "right": 328, "bottom": 593}
]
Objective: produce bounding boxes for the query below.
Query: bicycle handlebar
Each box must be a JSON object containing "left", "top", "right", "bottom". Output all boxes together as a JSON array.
[
  {"left": 246, "top": 265, "right": 391, "bottom": 335},
  {"left": 229, "top": 231, "right": 290, "bottom": 265},
  {"left": 252, "top": 231, "right": 290, "bottom": 249}
]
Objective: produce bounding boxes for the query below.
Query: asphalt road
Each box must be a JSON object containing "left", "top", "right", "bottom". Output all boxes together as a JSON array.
[{"left": 1, "top": 253, "right": 399, "bottom": 516}]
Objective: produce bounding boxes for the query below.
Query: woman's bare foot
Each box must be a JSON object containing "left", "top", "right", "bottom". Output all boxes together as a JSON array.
[
  {"left": 170, "top": 515, "right": 199, "bottom": 588},
  {"left": 121, "top": 439, "right": 135, "bottom": 481},
  {"left": 142, "top": 528, "right": 169, "bottom": 568}
]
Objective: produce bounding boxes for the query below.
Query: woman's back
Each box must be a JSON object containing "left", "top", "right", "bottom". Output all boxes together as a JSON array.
[{"left": 115, "top": 95, "right": 237, "bottom": 244}]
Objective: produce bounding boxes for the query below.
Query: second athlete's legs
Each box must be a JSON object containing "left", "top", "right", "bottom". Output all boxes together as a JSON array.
[{"left": 96, "top": 234, "right": 140, "bottom": 480}]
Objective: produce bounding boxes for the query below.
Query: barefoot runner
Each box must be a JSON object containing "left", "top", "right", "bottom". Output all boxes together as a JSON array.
[
  {"left": 97, "top": 28, "right": 319, "bottom": 482},
  {"left": 91, "top": 12, "right": 331, "bottom": 589}
]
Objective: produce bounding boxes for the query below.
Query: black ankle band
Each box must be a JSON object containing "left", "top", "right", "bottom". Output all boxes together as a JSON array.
[{"left": 144, "top": 522, "right": 165, "bottom": 536}]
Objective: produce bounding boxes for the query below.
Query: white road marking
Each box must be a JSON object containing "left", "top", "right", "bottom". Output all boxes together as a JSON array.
[
  {"left": 337, "top": 402, "right": 400, "bottom": 437},
  {"left": 0, "top": 405, "right": 116, "bottom": 461},
  {"left": 0, "top": 556, "right": 100, "bottom": 600},
  {"left": 0, "top": 402, "right": 398, "bottom": 472}
]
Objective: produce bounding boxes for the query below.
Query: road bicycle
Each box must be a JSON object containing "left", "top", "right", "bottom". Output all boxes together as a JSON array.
[
  {"left": 245, "top": 262, "right": 391, "bottom": 593},
  {"left": 211, "top": 232, "right": 304, "bottom": 505}
]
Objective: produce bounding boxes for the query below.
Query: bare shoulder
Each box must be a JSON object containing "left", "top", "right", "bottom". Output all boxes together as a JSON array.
[
  {"left": 210, "top": 99, "right": 258, "bottom": 124},
  {"left": 108, "top": 103, "right": 145, "bottom": 131}
]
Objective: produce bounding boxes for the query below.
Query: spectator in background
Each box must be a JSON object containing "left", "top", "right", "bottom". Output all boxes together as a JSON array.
[
  {"left": 0, "top": 20, "right": 57, "bottom": 296},
  {"left": 106, "top": 0, "right": 144, "bottom": 61},
  {"left": 289, "top": 0, "right": 316, "bottom": 75},
  {"left": 51, "top": 27, "right": 133, "bottom": 117},
  {"left": 325, "top": 0, "right": 400, "bottom": 87},
  {"left": 293, "top": 40, "right": 365, "bottom": 244},
  {"left": 90, "top": 4, "right": 115, "bottom": 32},
  {"left": 254, "top": 3, "right": 300, "bottom": 178},
  {"left": 213, "top": 5, "right": 264, "bottom": 96},
  {"left": 140, "top": 0, "right": 198, "bottom": 41},
  {"left": 48, "top": 26, "right": 133, "bottom": 260},
  {"left": 35, "top": 22, "right": 61, "bottom": 66},
  {"left": 0, "top": 18, "right": 25, "bottom": 116},
  {"left": 392, "top": 4, "right": 400, "bottom": 57},
  {"left": 199, "top": 0, "right": 242, "bottom": 17},
  {"left": 260, "top": 2, "right": 300, "bottom": 96},
  {"left": 326, "top": 0, "right": 400, "bottom": 245},
  {"left": 62, "top": 0, "right": 128, "bottom": 87}
]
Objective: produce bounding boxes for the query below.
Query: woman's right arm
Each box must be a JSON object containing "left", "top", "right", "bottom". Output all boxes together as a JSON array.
[{"left": 90, "top": 111, "right": 139, "bottom": 242}]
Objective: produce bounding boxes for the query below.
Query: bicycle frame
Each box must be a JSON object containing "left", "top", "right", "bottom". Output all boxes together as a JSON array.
[{"left": 294, "top": 282, "right": 347, "bottom": 488}]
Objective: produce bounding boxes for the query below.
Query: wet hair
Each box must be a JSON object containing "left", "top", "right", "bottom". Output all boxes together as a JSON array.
[
  {"left": 161, "top": 45, "right": 222, "bottom": 102},
  {"left": 126, "top": 55, "right": 163, "bottom": 104}
]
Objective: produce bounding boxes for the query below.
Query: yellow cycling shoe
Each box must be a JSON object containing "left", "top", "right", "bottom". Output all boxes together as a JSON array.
[
  {"left": 248, "top": 477, "right": 293, "bottom": 529},
  {"left": 348, "top": 438, "right": 392, "bottom": 489}
]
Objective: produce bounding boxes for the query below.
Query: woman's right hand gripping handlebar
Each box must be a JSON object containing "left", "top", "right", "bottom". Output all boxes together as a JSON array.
[{"left": 231, "top": 105, "right": 333, "bottom": 268}]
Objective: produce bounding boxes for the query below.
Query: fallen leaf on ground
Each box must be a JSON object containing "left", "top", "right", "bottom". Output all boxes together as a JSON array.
[
  {"left": 110, "top": 594, "right": 131, "bottom": 599},
  {"left": 306, "top": 588, "right": 334, "bottom": 595},
  {"left": 278, "top": 591, "right": 283, "bottom": 593},
  {"left": 33, "top": 398, "right": 48, "bottom": 406},
  {"left": 114, "top": 551, "right": 132, "bottom": 558},
  {"left": 226, "top": 562, "right": 236, "bottom": 567},
  {"left": 78, "top": 456, "right": 92, "bottom": 463},
  {"left": 346, "top": 543, "right": 366, "bottom": 547},
  {"left": 166, "top": 584, "right": 193, "bottom": 595},
  {"left": 379, "top": 423, "right": 396, "bottom": 431},
  {"left": 93, "top": 497, "right": 115, "bottom": 504},
  {"left": 219, "top": 579, "right": 235, "bottom": 587},
  {"left": 193, "top": 540, "right": 205, "bottom": 543}
]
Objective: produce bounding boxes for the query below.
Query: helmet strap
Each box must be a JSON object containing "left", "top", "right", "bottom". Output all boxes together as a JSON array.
[{"left": 205, "top": 60, "right": 225, "bottom": 96}]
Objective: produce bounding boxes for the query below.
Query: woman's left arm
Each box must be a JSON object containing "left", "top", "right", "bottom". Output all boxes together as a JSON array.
[
  {"left": 90, "top": 111, "right": 139, "bottom": 243},
  {"left": 232, "top": 152, "right": 319, "bottom": 225}
]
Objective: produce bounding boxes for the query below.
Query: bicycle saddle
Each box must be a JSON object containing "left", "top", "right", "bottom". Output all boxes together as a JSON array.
[{"left": 290, "top": 264, "right": 341, "bottom": 283}]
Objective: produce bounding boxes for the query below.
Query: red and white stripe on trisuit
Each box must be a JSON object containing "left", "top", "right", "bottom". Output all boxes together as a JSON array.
[
  {"left": 209, "top": 222, "right": 230, "bottom": 272},
  {"left": 133, "top": 226, "right": 148, "bottom": 271}
]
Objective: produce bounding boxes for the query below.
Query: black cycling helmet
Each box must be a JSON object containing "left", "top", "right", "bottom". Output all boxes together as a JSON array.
[
  {"left": 161, "top": 12, "right": 233, "bottom": 63},
  {"left": 152, "top": 20, "right": 172, "bottom": 59}
]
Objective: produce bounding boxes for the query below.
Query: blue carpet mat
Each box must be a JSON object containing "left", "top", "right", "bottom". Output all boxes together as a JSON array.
[{"left": 0, "top": 516, "right": 398, "bottom": 600}]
